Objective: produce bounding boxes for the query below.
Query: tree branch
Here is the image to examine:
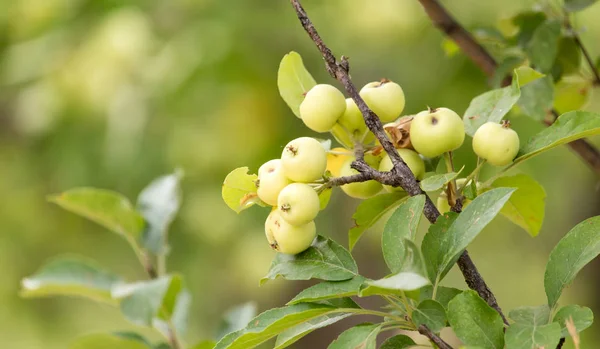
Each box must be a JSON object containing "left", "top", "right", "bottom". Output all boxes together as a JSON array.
[
  {"left": 565, "top": 18, "right": 600, "bottom": 86},
  {"left": 418, "top": 324, "right": 454, "bottom": 349},
  {"left": 289, "top": 0, "right": 507, "bottom": 323},
  {"left": 416, "top": 0, "right": 600, "bottom": 176}
]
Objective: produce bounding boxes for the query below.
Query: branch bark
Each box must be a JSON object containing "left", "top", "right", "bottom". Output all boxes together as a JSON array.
[
  {"left": 289, "top": 0, "right": 506, "bottom": 323},
  {"left": 418, "top": 324, "right": 454, "bottom": 349},
  {"left": 417, "top": 0, "right": 600, "bottom": 176}
]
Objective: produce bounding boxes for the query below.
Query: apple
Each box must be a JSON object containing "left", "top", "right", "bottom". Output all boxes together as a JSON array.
[
  {"left": 277, "top": 183, "right": 320, "bottom": 225},
  {"left": 472, "top": 121, "right": 520, "bottom": 166},
  {"left": 257, "top": 159, "right": 292, "bottom": 206},
  {"left": 300, "top": 84, "right": 346, "bottom": 132},
  {"left": 281, "top": 137, "right": 327, "bottom": 182},
  {"left": 379, "top": 149, "right": 425, "bottom": 191},
  {"left": 339, "top": 154, "right": 383, "bottom": 199},
  {"left": 410, "top": 107, "right": 465, "bottom": 158},
  {"left": 360, "top": 80, "right": 405, "bottom": 122},
  {"left": 265, "top": 209, "right": 316, "bottom": 255}
]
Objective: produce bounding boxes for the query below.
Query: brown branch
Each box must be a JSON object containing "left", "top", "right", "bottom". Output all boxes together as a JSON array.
[
  {"left": 417, "top": 0, "right": 600, "bottom": 176},
  {"left": 557, "top": 337, "right": 566, "bottom": 349},
  {"left": 418, "top": 324, "right": 454, "bottom": 349},
  {"left": 289, "top": 0, "right": 507, "bottom": 323}
]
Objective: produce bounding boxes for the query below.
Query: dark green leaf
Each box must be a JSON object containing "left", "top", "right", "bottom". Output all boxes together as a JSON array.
[
  {"left": 504, "top": 322, "right": 561, "bottom": 349},
  {"left": 513, "top": 12, "right": 547, "bottom": 47},
  {"left": 69, "top": 333, "right": 151, "bottom": 349},
  {"left": 464, "top": 180, "right": 478, "bottom": 200},
  {"left": 564, "top": 0, "right": 599, "bottom": 12},
  {"left": 518, "top": 76, "right": 554, "bottom": 121},
  {"left": 422, "top": 188, "right": 515, "bottom": 283},
  {"left": 382, "top": 195, "right": 425, "bottom": 273},
  {"left": 420, "top": 170, "right": 463, "bottom": 192},
  {"left": 20, "top": 255, "right": 121, "bottom": 304},
  {"left": 277, "top": 51, "right": 317, "bottom": 118},
  {"left": 327, "top": 323, "right": 381, "bottom": 349},
  {"left": 516, "top": 111, "right": 600, "bottom": 165},
  {"left": 217, "top": 302, "right": 258, "bottom": 340},
  {"left": 509, "top": 305, "right": 550, "bottom": 325},
  {"left": 48, "top": 188, "right": 144, "bottom": 239},
  {"left": 485, "top": 174, "right": 546, "bottom": 237},
  {"left": 526, "top": 20, "right": 561, "bottom": 72},
  {"left": 447, "top": 290, "right": 505, "bottom": 349},
  {"left": 137, "top": 171, "right": 182, "bottom": 254},
  {"left": 379, "top": 335, "right": 416, "bottom": 349},
  {"left": 287, "top": 276, "right": 366, "bottom": 305},
  {"left": 349, "top": 192, "right": 407, "bottom": 250},
  {"left": 221, "top": 167, "right": 264, "bottom": 213},
  {"left": 214, "top": 303, "right": 343, "bottom": 349},
  {"left": 274, "top": 312, "right": 353, "bottom": 349},
  {"left": 553, "top": 304, "right": 594, "bottom": 337},
  {"left": 555, "top": 37, "right": 582, "bottom": 75},
  {"left": 544, "top": 216, "right": 600, "bottom": 307},
  {"left": 491, "top": 56, "right": 524, "bottom": 88},
  {"left": 261, "top": 236, "right": 358, "bottom": 285},
  {"left": 419, "top": 285, "right": 462, "bottom": 310},
  {"left": 413, "top": 300, "right": 446, "bottom": 333}
]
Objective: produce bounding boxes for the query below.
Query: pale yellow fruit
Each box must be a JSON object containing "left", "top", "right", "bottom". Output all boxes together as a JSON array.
[
  {"left": 257, "top": 159, "right": 292, "bottom": 206},
  {"left": 281, "top": 137, "right": 327, "bottom": 182},
  {"left": 300, "top": 84, "right": 346, "bottom": 132},
  {"left": 411, "top": 107, "right": 465, "bottom": 158}
]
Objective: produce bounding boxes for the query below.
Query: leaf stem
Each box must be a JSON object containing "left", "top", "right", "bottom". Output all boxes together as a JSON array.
[
  {"left": 457, "top": 158, "right": 486, "bottom": 193},
  {"left": 443, "top": 152, "right": 458, "bottom": 206}
]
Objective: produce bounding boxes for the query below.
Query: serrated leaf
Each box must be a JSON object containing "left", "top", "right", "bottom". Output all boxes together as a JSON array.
[
  {"left": 504, "top": 322, "right": 561, "bottom": 349},
  {"left": 49, "top": 188, "right": 144, "bottom": 239},
  {"left": 420, "top": 168, "right": 463, "bottom": 192},
  {"left": 327, "top": 323, "right": 381, "bottom": 349},
  {"left": 287, "top": 276, "right": 366, "bottom": 305},
  {"left": 447, "top": 290, "right": 505, "bottom": 349},
  {"left": 486, "top": 175, "right": 546, "bottom": 237},
  {"left": 544, "top": 216, "right": 600, "bottom": 307},
  {"left": 261, "top": 236, "right": 358, "bottom": 285},
  {"left": 380, "top": 335, "right": 416, "bottom": 349},
  {"left": 20, "top": 256, "right": 121, "bottom": 304},
  {"left": 564, "top": 0, "right": 599, "bottom": 11},
  {"left": 526, "top": 20, "right": 561, "bottom": 72},
  {"left": 217, "top": 302, "right": 258, "bottom": 341},
  {"left": 349, "top": 192, "right": 407, "bottom": 250},
  {"left": 382, "top": 195, "right": 425, "bottom": 273},
  {"left": 553, "top": 79, "right": 591, "bottom": 114},
  {"left": 70, "top": 333, "right": 151, "bottom": 349},
  {"left": 214, "top": 303, "right": 345, "bottom": 349},
  {"left": 277, "top": 51, "right": 317, "bottom": 118},
  {"left": 515, "top": 111, "right": 600, "bottom": 165},
  {"left": 419, "top": 285, "right": 463, "bottom": 310},
  {"left": 222, "top": 167, "right": 263, "bottom": 213},
  {"left": 137, "top": 171, "right": 182, "bottom": 254},
  {"left": 413, "top": 300, "right": 447, "bottom": 333},
  {"left": 518, "top": 76, "right": 554, "bottom": 121},
  {"left": 422, "top": 188, "right": 516, "bottom": 283},
  {"left": 553, "top": 304, "right": 594, "bottom": 337},
  {"left": 274, "top": 312, "right": 353, "bottom": 349}
]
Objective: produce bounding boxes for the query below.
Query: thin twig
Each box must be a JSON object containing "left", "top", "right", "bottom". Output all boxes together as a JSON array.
[
  {"left": 416, "top": 0, "right": 600, "bottom": 176},
  {"left": 557, "top": 337, "right": 566, "bottom": 349},
  {"left": 289, "top": 0, "right": 507, "bottom": 323},
  {"left": 418, "top": 324, "right": 454, "bottom": 349},
  {"left": 565, "top": 18, "right": 600, "bottom": 86}
]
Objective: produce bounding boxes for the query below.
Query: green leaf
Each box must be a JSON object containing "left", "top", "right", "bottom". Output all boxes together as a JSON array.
[
  {"left": 214, "top": 303, "right": 344, "bottom": 349},
  {"left": 518, "top": 76, "right": 554, "bottom": 122},
  {"left": 492, "top": 57, "right": 525, "bottom": 88},
  {"left": 221, "top": 167, "right": 264, "bottom": 214},
  {"left": 287, "top": 276, "right": 366, "bottom": 305},
  {"left": 382, "top": 195, "right": 425, "bottom": 273},
  {"left": 420, "top": 169, "right": 463, "bottom": 192},
  {"left": 553, "top": 79, "right": 591, "bottom": 114},
  {"left": 261, "top": 236, "right": 358, "bottom": 285},
  {"left": 442, "top": 38, "right": 460, "bottom": 57},
  {"left": 553, "top": 304, "right": 594, "bottom": 337},
  {"left": 217, "top": 302, "right": 258, "bottom": 340},
  {"left": 509, "top": 305, "right": 550, "bottom": 325},
  {"left": 274, "top": 312, "right": 353, "bottom": 349},
  {"left": 463, "top": 73, "right": 521, "bottom": 136},
  {"left": 112, "top": 275, "right": 186, "bottom": 327},
  {"left": 48, "top": 188, "right": 144, "bottom": 239},
  {"left": 190, "top": 341, "right": 216, "bottom": 349},
  {"left": 504, "top": 322, "right": 561, "bottom": 349},
  {"left": 516, "top": 111, "right": 600, "bottom": 165},
  {"left": 422, "top": 188, "right": 516, "bottom": 283},
  {"left": 464, "top": 180, "right": 479, "bottom": 200},
  {"left": 514, "top": 66, "right": 545, "bottom": 86},
  {"left": 137, "top": 171, "right": 182, "bottom": 254},
  {"left": 20, "top": 256, "right": 121, "bottom": 305},
  {"left": 544, "top": 216, "right": 600, "bottom": 307},
  {"left": 419, "top": 285, "right": 462, "bottom": 310},
  {"left": 525, "top": 20, "right": 561, "bottom": 72},
  {"left": 486, "top": 174, "right": 546, "bottom": 237},
  {"left": 413, "top": 300, "right": 447, "bottom": 333},
  {"left": 512, "top": 11, "right": 547, "bottom": 47},
  {"left": 349, "top": 192, "right": 407, "bottom": 250},
  {"left": 447, "top": 290, "right": 505, "bottom": 349},
  {"left": 380, "top": 335, "right": 416, "bottom": 349},
  {"left": 277, "top": 51, "right": 317, "bottom": 118},
  {"left": 327, "top": 323, "right": 381, "bottom": 349},
  {"left": 564, "top": 0, "right": 599, "bottom": 12},
  {"left": 70, "top": 334, "right": 151, "bottom": 349},
  {"left": 113, "top": 332, "right": 154, "bottom": 347},
  {"left": 555, "top": 37, "right": 582, "bottom": 75},
  {"left": 319, "top": 188, "right": 333, "bottom": 210},
  {"left": 359, "top": 271, "right": 430, "bottom": 296}
]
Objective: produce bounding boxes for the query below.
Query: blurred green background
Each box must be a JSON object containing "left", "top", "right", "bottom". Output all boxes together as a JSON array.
[{"left": 1, "top": 0, "right": 600, "bottom": 348}]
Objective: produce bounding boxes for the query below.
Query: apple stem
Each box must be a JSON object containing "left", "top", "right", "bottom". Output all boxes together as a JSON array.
[
  {"left": 501, "top": 119, "right": 511, "bottom": 128},
  {"left": 457, "top": 158, "right": 486, "bottom": 193}
]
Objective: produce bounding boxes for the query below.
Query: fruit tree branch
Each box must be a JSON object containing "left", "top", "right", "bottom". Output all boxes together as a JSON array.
[
  {"left": 416, "top": 0, "right": 600, "bottom": 176},
  {"left": 565, "top": 18, "right": 600, "bottom": 86},
  {"left": 418, "top": 324, "right": 454, "bottom": 349},
  {"left": 289, "top": 0, "right": 507, "bottom": 323}
]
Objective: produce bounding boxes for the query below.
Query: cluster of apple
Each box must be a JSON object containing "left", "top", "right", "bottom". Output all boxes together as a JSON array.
[{"left": 256, "top": 79, "right": 521, "bottom": 255}]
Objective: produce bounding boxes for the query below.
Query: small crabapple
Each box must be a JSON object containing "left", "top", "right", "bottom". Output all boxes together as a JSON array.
[
  {"left": 277, "top": 183, "right": 320, "bottom": 225},
  {"left": 257, "top": 159, "right": 292, "bottom": 206},
  {"left": 265, "top": 209, "right": 316, "bottom": 255},
  {"left": 300, "top": 84, "right": 346, "bottom": 132},
  {"left": 339, "top": 154, "right": 383, "bottom": 199},
  {"left": 410, "top": 107, "right": 465, "bottom": 158},
  {"left": 360, "top": 80, "right": 406, "bottom": 123},
  {"left": 472, "top": 121, "right": 520, "bottom": 166},
  {"left": 379, "top": 149, "right": 425, "bottom": 191},
  {"left": 281, "top": 137, "right": 327, "bottom": 182}
]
